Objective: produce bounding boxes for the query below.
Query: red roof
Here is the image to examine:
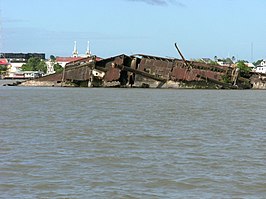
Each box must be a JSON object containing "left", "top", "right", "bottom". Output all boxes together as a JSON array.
[
  {"left": 56, "top": 57, "right": 83, "bottom": 63},
  {"left": 55, "top": 57, "right": 102, "bottom": 63},
  {"left": 0, "top": 58, "right": 8, "bottom": 65}
]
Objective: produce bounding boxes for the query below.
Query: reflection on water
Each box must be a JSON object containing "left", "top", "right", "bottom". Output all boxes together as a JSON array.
[{"left": 0, "top": 87, "right": 265, "bottom": 198}]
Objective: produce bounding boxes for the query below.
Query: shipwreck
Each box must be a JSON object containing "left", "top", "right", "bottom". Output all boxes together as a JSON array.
[
  {"left": 61, "top": 43, "right": 251, "bottom": 89},
  {"left": 23, "top": 43, "right": 265, "bottom": 89}
]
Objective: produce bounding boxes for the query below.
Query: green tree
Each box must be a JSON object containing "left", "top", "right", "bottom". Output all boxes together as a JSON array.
[
  {"left": 237, "top": 61, "right": 251, "bottom": 74},
  {"left": 50, "top": 55, "right": 56, "bottom": 61},
  {"left": 21, "top": 57, "right": 47, "bottom": 73},
  {"left": 21, "top": 63, "right": 32, "bottom": 71},
  {"left": 238, "top": 60, "right": 248, "bottom": 63},
  {"left": 0, "top": 65, "right": 8, "bottom": 75},
  {"left": 36, "top": 60, "right": 47, "bottom": 73},
  {"left": 54, "top": 63, "right": 63, "bottom": 73}
]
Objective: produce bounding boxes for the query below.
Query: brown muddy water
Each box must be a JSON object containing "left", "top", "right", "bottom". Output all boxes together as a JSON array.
[{"left": 0, "top": 87, "right": 265, "bottom": 198}]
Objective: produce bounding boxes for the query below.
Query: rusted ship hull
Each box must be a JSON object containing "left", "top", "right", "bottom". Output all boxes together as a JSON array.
[
  {"left": 29, "top": 43, "right": 254, "bottom": 89},
  {"left": 60, "top": 53, "right": 251, "bottom": 89}
]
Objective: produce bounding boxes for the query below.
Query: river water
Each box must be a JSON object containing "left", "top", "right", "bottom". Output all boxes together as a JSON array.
[{"left": 0, "top": 87, "right": 265, "bottom": 198}]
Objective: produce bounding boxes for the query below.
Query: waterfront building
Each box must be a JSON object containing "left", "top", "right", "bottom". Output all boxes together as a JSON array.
[
  {"left": 216, "top": 59, "right": 233, "bottom": 67},
  {"left": 7, "top": 70, "right": 43, "bottom": 79},
  {"left": 245, "top": 62, "right": 255, "bottom": 70},
  {"left": 1, "top": 42, "right": 98, "bottom": 77},
  {"left": 2, "top": 53, "right": 45, "bottom": 60},
  {"left": 45, "top": 60, "right": 56, "bottom": 75},
  {"left": 255, "top": 60, "right": 266, "bottom": 73},
  {"left": 55, "top": 57, "right": 83, "bottom": 68},
  {"left": 0, "top": 53, "right": 45, "bottom": 78}
]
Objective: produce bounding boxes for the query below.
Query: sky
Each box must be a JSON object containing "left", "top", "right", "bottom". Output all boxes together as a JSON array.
[{"left": 0, "top": 0, "right": 266, "bottom": 61}]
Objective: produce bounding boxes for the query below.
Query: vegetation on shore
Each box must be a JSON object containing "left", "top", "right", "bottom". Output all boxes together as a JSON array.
[
  {"left": 20, "top": 56, "right": 63, "bottom": 73},
  {"left": 0, "top": 65, "right": 8, "bottom": 75},
  {"left": 21, "top": 57, "right": 47, "bottom": 73},
  {"left": 49, "top": 55, "right": 64, "bottom": 73},
  {"left": 237, "top": 61, "right": 252, "bottom": 74}
]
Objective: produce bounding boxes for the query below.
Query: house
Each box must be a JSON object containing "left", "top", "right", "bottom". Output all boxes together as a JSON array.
[
  {"left": 45, "top": 60, "right": 55, "bottom": 75},
  {"left": 245, "top": 62, "right": 255, "bottom": 71},
  {"left": 55, "top": 57, "right": 84, "bottom": 68},
  {"left": 6, "top": 70, "right": 43, "bottom": 79},
  {"left": 255, "top": 60, "right": 266, "bottom": 74},
  {"left": 23, "top": 71, "right": 44, "bottom": 78},
  {"left": 216, "top": 58, "right": 234, "bottom": 67}
]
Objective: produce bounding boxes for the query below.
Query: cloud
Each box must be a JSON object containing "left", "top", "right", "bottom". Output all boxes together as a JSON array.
[{"left": 126, "top": 0, "right": 185, "bottom": 6}]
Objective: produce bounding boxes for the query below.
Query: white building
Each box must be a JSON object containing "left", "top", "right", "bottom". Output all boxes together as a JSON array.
[
  {"left": 53, "top": 41, "right": 93, "bottom": 68},
  {"left": 23, "top": 71, "right": 44, "bottom": 78},
  {"left": 7, "top": 62, "right": 25, "bottom": 74},
  {"left": 45, "top": 60, "right": 55, "bottom": 75},
  {"left": 55, "top": 57, "right": 82, "bottom": 68},
  {"left": 255, "top": 60, "right": 266, "bottom": 74},
  {"left": 5, "top": 61, "right": 26, "bottom": 78}
]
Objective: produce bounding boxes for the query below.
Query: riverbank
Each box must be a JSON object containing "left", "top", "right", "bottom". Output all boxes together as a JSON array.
[
  {"left": 19, "top": 80, "right": 75, "bottom": 87},
  {"left": 2, "top": 73, "right": 266, "bottom": 89},
  {"left": 0, "top": 79, "right": 26, "bottom": 86}
]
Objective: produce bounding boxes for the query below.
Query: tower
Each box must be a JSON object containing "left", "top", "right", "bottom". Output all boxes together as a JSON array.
[
  {"left": 86, "top": 41, "right": 91, "bottom": 57},
  {"left": 72, "top": 41, "right": 78, "bottom": 57}
]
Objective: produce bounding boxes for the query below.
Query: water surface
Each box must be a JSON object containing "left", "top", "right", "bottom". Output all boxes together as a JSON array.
[{"left": 0, "top": 87, "right": 265, "bottom": 198}]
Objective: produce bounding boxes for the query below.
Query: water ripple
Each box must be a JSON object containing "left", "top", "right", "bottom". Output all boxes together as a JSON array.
[{"left": 1, "top": 88, "right": 266, "bottom": 198}]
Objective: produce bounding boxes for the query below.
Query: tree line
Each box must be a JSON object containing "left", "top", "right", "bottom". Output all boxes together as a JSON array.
[{"left": 21, "top": 56, "right": 63, "bottom": 73}]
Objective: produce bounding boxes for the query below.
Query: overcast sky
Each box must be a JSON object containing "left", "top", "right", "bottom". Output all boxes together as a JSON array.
[{"left": 1, "top": 0, "right": 266, "bottom": 61}]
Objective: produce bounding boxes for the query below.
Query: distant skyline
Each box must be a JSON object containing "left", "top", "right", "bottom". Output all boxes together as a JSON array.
[{"left": 0, "top": 0, "right": 266, "bottom": 61}]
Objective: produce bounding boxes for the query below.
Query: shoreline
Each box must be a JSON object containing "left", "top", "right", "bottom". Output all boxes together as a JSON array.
[
  {"left": 2, "top": 70, "right": 266, "bottom": 90},
  {"left": 0, "top": 79, "right": 26, "bottom": 86},
  {"left": 1, "top": 79, "right": 265, "bottom": 90}
]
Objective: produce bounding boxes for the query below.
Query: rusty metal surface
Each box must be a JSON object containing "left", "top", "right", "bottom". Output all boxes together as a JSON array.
[
  {"left": 95, "top": 54, "right": 129, "bottom": 82},
  {"left": 64, "top": 56, "right": 100, "bottom": 81},
  {"left": 35, "top": 72, "right": 63, "bottom": 82},
  {"left": 104, "top": 67, "right": 120, "bottom": 82},
  {"left": 55, "top": 51, "right": 246, "bottom": 88},
  {"left": 133, "top": 54, "right": 225, "bottom": 83},
  {"left": 64, "top": 66, "right": 91, "bottom": 81}
]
